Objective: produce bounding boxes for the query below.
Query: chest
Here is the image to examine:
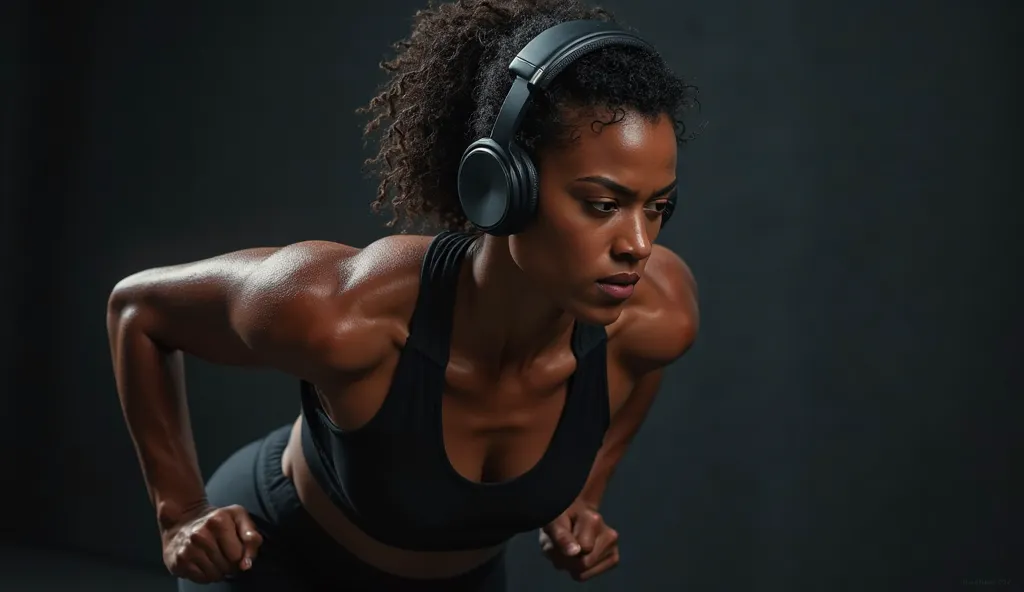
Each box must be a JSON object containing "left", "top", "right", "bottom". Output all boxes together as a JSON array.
[
  {"left": 440, "top": 345, "right": 633, "bottom": 484},
  {"left": 304, "top": 336, "right": 636, "bottom": 549},
  {"left": 319, "top": 343, "right": 633, "bottom": 482}
]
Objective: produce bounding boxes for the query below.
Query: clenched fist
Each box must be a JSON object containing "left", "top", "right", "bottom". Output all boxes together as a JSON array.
[
  {"left": 540, "top": 500, "right": 620, "bottom": 582},
  {"left": 162, "top": 504, "right": 263, "bottom": 583}
]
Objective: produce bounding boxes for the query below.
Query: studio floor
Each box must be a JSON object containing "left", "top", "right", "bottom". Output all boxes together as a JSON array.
[{"left": 0, "top": 543, "right": 174, "bottom": 591}]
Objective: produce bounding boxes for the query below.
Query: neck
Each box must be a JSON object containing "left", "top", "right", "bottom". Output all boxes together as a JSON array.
[{"left": 457, "top": 234, "right": 575, "bottom": 369}]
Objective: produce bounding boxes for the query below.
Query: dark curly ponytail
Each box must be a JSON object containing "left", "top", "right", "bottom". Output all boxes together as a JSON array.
[{"left": 358, "top": 0, "right": 698, "bottom": 232}]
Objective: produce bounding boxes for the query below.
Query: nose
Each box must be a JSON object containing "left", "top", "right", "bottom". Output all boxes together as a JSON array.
[{"left": 611, "top": 212, "right": 653, "bottom": 262}]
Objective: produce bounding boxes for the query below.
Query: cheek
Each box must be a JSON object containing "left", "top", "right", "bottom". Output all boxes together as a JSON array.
[{"left": 510, "top": 211, "right": 596, "bottom": 287}]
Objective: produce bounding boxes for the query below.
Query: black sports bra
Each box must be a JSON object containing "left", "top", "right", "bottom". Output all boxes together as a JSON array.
[{"left": 299, "top": 231, "right": 610, "bottom": 551}]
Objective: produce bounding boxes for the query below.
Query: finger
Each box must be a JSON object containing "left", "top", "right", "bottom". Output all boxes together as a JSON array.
[
  {"left": 181, "top": 547, "right": 221, "bottom": 583},
  {"left": 581, "top": 528, "right": 619, "bottom": 569},
  {"left": 545, "top": 522, "right": 581, "bottom": 557},
  {"left": 538, "top": 530, "right": 556, "bottom": 554},
  {"left": 186, "top": 528, "right": 233, "bottom": 576},
  {"left": 179, "top": 563, "right": 212, "bottom": 584},
  {"left": 227, "top": 505, "right": 263, "bottom": 569},
  {"left": 206, "top": 512, "right": 246, "bottom": 569},
  {"left": 571, "top": 509, "right": 603, "bottom": 554},
  {"left": 577, "top": 548, "right": 620, "bottom": 582}
]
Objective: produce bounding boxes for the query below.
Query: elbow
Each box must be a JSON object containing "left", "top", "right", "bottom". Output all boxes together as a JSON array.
[
  {"left": 107, "top": 277, "right": 133, "bottom": 318},
  {"left": 107, "top": 271, "right": 156, "bottom": 338},
  {"left": 107, "top": 282, "right": 138, "bottom": 343},
  {"left": 108, "top": 267, "right": 160, "bottom": 315}
]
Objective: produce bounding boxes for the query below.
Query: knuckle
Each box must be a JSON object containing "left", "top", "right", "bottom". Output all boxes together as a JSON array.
[
  {"left": 225, "top": 504, "right": 247, "bottom": 518},
  {"left": 606, "top": 528, "right": 619, "bottom": 542}
]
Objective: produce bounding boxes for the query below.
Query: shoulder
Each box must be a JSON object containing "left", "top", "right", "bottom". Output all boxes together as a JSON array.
[
  {"left": 244, "top": 234, "right": 431, "bottom": 314},
  {"left": 608, "top": 244, "right": 699, "bottom": 374},
  {"left": 240, "top": 234, "right": 434, "bottom": 372}
]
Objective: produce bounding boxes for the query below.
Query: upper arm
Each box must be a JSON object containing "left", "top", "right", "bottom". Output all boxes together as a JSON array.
[
  {"left": 108, "top": 240, "right": 396, "bottom": 384},
  {"left": 602, "top": 247, "right": 697, "bottom": 424}
]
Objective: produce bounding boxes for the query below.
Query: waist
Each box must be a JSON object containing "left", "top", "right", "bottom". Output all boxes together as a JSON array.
[{"left": 280, "top": 417, "right": 504, "bottom": 580}]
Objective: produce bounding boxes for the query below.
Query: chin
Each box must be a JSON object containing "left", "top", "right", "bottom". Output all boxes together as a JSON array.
[{"left": 567, "top": 299, "right": 626, "bottom": 327}]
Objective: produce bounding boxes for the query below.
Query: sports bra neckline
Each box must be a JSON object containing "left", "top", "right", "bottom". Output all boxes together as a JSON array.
[{"left": 435, "top": 321, "right": 586, "bottom": 489}]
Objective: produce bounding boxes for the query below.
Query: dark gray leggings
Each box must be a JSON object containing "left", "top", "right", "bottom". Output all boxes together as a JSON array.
[{"left": 177, "top": 425, "right": 506, "bottom": 592}]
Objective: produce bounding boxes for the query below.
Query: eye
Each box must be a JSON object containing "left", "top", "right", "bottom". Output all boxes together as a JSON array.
[
  {"left": 589, "top": 201, "right": 618, "bottom": 214},
  {"left": 644, "top": 200, "right": 669, "bottom": 214}
]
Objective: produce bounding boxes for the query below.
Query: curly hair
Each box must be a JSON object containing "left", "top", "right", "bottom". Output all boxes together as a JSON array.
[{"left": 358, "top": 0, "right": 699, "bottom": 232}]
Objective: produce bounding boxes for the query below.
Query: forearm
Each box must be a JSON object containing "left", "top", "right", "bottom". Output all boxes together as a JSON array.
[
  {"left": 108, "top": 305, "right": 207, "bottom": 530},
  {"left": 577, "top": 427, "right": 632, "bottom": 507},
  {"left": 578, "top": 369, "right": 668, "bottom": 507}
]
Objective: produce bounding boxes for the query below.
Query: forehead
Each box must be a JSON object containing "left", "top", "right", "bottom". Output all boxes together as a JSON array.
[{"left": 541, "top": 109, "right": 678, "bottom": 179}]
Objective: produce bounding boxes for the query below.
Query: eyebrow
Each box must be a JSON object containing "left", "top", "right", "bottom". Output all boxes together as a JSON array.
[{"left": 574, "top": 175, "right": 678, "bottom": 199}]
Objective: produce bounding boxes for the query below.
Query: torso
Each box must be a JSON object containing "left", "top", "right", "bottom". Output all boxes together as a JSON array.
[{"left": 279, "top": 233, "right": 678, "bottom": 579}]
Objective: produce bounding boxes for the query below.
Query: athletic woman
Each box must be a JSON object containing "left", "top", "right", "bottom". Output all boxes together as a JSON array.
[{"left": 107, "top": 1, "right": 699, "bottom": 589}]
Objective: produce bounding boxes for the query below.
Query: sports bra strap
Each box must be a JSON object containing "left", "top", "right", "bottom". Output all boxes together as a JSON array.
[{"left": 403, "top": 231, "right": 477, "bottom": 366}]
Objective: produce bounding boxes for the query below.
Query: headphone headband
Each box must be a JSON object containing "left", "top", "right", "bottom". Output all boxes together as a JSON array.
[{"left": 490, "top": 20, "right": 655, "bottom": 148}]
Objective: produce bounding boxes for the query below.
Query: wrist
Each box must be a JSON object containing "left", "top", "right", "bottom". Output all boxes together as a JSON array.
[
  {"left": 575, "top": 491, "right": 603, "bottom": 511},
  {"left": 156, "top": 496, "right": 210, "bottom": 532}
]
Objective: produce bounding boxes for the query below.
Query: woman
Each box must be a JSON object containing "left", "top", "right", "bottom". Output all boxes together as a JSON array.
[{"left": 107, "top": 0, "right": 700, "bottom": 590}]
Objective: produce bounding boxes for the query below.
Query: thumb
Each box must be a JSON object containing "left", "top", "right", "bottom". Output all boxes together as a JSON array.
[
  {"left": 228, "top": 507, "right": 263, "bottom": 570},
  {"left": 545, "top": 520, "right": 581, "bottom": 557}
]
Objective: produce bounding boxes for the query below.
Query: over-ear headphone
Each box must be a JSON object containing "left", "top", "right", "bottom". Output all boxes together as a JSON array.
[{"left": 457, "top": 19, "right": 676, "bottom": 236}]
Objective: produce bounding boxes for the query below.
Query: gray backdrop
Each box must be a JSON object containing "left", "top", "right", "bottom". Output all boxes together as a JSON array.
[{"left": 3, "top": 0, "right": 1020, "bottom": 590}]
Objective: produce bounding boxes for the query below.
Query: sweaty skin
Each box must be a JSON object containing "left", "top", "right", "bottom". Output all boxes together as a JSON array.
[{"left": 108, "top": 109, "right": 699, "bottom": 582}]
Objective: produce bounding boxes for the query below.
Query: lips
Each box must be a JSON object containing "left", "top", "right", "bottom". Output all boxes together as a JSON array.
[
  {"left": 598, "top": 272, "right": 640, "bottom": 286},
  {"left": 595, "top": 273, "right": 640, "bottom": 300}
]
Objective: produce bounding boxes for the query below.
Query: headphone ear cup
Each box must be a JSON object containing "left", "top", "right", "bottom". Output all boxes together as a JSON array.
[
  {"left": 458, "top": 138, "right": 514, "bottom": 233},
  {"left": 505, "top": 143, "right": 540, "bottom": 233}
]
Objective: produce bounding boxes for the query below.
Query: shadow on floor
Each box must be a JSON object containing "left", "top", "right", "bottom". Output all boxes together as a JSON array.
[{"left": 0, "top": 543, "right": 175, "bottom": 591}]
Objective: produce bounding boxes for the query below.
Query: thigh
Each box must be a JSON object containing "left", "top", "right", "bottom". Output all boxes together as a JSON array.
[
  {"left": 204, "top": 426, "right": 298, "bottom": 543},
  {"left": 185, "top": 429, "right": 310, "bottom": 591},
  {"left": 203, "top": 438, "right": 265, "bottom": 521}
]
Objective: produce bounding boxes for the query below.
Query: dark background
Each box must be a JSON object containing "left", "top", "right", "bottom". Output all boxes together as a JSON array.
[{"left": 3, "top": 0, "right": 1021, "bottom": 590}]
